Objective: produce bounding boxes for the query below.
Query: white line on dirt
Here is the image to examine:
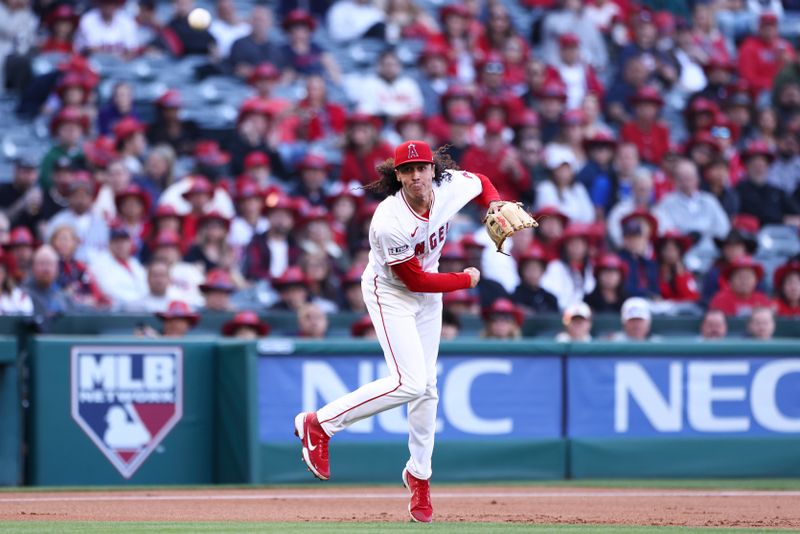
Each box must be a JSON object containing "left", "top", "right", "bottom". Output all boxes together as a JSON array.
[{"left": 1, "top": 490, "right": 799, "bottom": 503}]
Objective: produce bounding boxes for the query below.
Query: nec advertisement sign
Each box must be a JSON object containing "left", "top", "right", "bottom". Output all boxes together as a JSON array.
[
  {"left": 568, "top": 357, "right": 800, "bottom": 437},
  {"left": 258, "top": 355, "right": 562, "bottom": 442}
]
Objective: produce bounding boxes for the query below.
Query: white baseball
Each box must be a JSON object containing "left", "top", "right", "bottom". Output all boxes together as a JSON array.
[{"left": 188, "top": 8, "right": 211, "bottom": 30}]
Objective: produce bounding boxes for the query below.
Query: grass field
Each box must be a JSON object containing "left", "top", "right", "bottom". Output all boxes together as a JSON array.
[{"left": 1, "top": 523, "right": 799, "bottom": 534}]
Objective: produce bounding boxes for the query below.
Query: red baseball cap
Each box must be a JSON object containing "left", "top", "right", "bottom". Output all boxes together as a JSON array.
[{"left": 394, "top": 140, "right": 434, "bottom": 168}]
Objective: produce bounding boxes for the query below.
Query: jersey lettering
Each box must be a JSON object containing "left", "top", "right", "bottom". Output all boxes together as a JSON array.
[
  {"left": 438, "top": 226, "right": 445, "bottom": 242},
  {"left": 414, "top": 242, "right": 425, "bottom": 256},
  {"left": 429, "top": 233, "right": 438, "bottom": 250}
]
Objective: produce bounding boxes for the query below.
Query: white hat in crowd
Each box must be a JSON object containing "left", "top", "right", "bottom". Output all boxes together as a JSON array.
[
  {"left": 545, "top": 145, "right": 577, "bottom": 171},
  {"left": 621, "top": 297, "right": 651, "bottom": 322},
  {"left": 563, "top": 302, "right": 592, "bottom": 326}
]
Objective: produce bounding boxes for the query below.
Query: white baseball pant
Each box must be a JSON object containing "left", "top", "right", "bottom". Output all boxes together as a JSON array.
[{"left": 316, "top": 275, "right": 442, "bottom": 480}]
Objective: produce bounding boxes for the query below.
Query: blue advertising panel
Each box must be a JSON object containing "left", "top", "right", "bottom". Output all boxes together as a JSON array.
[
  {"left": 258, "top": 355, "right": 562, "bottom": 443},
  {"left": 568, "top": 357, "right": 800, "bottom": 437}
]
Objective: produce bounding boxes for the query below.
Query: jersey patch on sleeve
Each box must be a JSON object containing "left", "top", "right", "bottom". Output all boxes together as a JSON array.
[{"left": 388, "top": 244, "right": 410, "bottom": 255}]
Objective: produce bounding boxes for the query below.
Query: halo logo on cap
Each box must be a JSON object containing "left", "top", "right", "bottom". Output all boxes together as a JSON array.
[{"left": 407, "top": 143, "right": 419, "bottom": 159}]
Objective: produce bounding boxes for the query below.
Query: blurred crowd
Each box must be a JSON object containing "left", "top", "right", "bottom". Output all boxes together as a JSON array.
[{"left": 1, "top": 0, "right": 800, "bottom": 340}]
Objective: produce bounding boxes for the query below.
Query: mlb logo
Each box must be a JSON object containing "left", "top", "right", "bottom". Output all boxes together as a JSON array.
[{"left": 70, "top": 346, "right": 183, "bottom": 479}]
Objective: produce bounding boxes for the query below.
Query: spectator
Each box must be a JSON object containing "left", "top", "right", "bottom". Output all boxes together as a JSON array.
[
  {"left": 618, "top": 211, "right": 660, "bottom": 299},
  {"left": 98, "top": 82, "right": 138, "bottom": 136},
  {"left": 354, "top": 48, "right": 423, "bottom": 121},
  {"left": 576, "top": 132, "right": 618, "bottom": 217},
  {"left": 585, "top": 253, "right": 627, "bottom": 314},
  {"left": 125, "top": 259, "right": 179, "bottom": 312},
  {"left": 480, "top": 298, "right": 523, "bottom": 340},
  {"left": 610, "top": 296, "right": 654, "bottom": 341},
  {"left": 547, "top": 109, "right": 587, "bottom": 169},
  {"left": 555, "top": 301, "right": 592, "bottom": 342},
  {"left": 93, "top": 158, "right": 132, "bottom": 224},
  {"left": 414, "top": 44, "right": 453, "bottom": 117},
  {"left": 540, "top": 0, "right": 607, "bottom": 74},
  {"left": 46, "top": 171, "right": 110, "bottom": 264},
  {"left": 340, "top": 113, "right": 394, "bottom": 186},
  {"left": 39, "top": 108, "right": 88, "bottom": 190},
  {"left": 0, "top": 249, "right": 32, "bottom": 315},
  {"left": 338, "top": 265, "right": 367, "bottom": 313},
  {"left": 383, "top": 0, "right": 437, "bottom": 43},
  {"left": 443, "top": 288, "right": 478, "bottom": 317},
  {"left": 540, "top": 223, "right": 597, "bottom": 310},
  {"left": 737, "top": 13, "right": 794, "bottom": 98},
  {"left": 746, "top": 306, "right": 776, "bottom": 340},
  {"left": 621, "top": 87, "right": 670, "bottom": 166},
  {"left": 326, "top": 181, "right": 363, "bottom": 252},
  {"left": 532, "top": 81, "right": 568, "bottom": 144},
  {"left": 0, "top": 155, "right": 41, "bottom": 229},
  {"left": 654, "top": 158, "right": 730, "bottom": 246},
  {"left": 270, "top": 266, "right": 311, "bottom": 311},
  {"left": 351, "top": 314, "right": 377, "bottom": 339},
  {"left": 773, "top": 260, "right": 800, "bottom": 317},
  {"left": 736, "top": 140, "right": 800, "bottom": 227},
  {"left": 198, "top": 269, "right": 236, "bottom": 312},
  {"left": 50, "top": 224, "right": 108, "bottom": 309},
  {"left": 280, "top": 9, "right": 341, "bottom": 85},
  {"left": 549, "top": 33, "right": 604, "bottom": 110},
  {"left": 149, "top": 229, "right": 204, "bottom": 307},
  {"left": 41, "top": 4, "right": 79, "bottom": 54},
  {"left": 690, "top": 2, "right": 730, "bottom": 64},
  {"left": 209, "top": 0, "right": 251, "bottom": 58},
  {"left": 292, "top": 74, "right": 347, "bottom": 144},
  {"left": 184, "top": 211, "right": 235, "bottom": 274},
  {"left": 616, "top": 10, "right": 677, "bottom": 87},
  {"left": 243, "top": 196, "right": 301, "bottom": 281},
  {"left": 222, "top": 310, "right": 270, "bottom": 339},
  {"left": 113, "top": 117, "right": 148, "bottom": 175},
  {"left": 511, "top": 243, "right": 558, "bottom": 315},
  {"left": 3, "top": 227, "right": 35, "bottom": 284},
  {"left": 22, "top": 244, "right": 75, "bottom": 319},
  {"left": 296, "top": 302, "right": 329, "bottom": 338},
  {"left": 298, "top": 251, "right": 340, "bottom": 313},
  {"left": 702, "top": 157, "right": 739, "bottom": 219},
  {"left": 228, "top": 179, "right": 269, "bottom": 254},
  {"left": 114, "top": 184, "right": 151, "bottom": 256},
  {"left": 699, "top": 308, "right": 728, "bottom": 340},
  {"left": 229, "top": 5, "right": 286, "bottom": 80},
  {"left": 709, "top": 256, "right": 772, "bottom": 316},
  {"left": 767, "top": 126, "right": 800, "bottom": 197},
  {"left": 147, "top": 92, "right": 199, "bottom": 156},
  {"left": 703, "top": 220, "right": 760, "bottom": 304},
  {"left": 441, "top": 308, "right": 461, "bottom": 340},
  {"left": 74, "top": 0, "right": 139, "bottom": 56},
  {"left": 0, "top": 0, "right": 36, "bottom": 89},
  {"left": 155, "top": 300, "right": 199, "bottom": 337},
  {"left": 655, "top": 231, "right": 700, "bottom": 302},
  {"left": 290, "top": 154, "right": 331, "bottom": 207},
  {"left": 225, "top": 99, "right": 287, "bottom": 179},
  {"left": 327, "top": 0, "right": 386, "bottom": 43},
  {"left": 604, "top": 55, "right": 649, "bottom": 126},
  {"left": 535, "top": 146, "right": 594, "bottom": 224},
  {"left": 427, "top": 3, "right": 480, "bottom": 85},
  {"left": 89, "top": 226, "right": 148, "bottom": 309},
  {"left": 461, "top": 119, "right": 530, "bottom": 201},
  {"left": 607, "top": 166, "right": 654, "bottom": 248}
]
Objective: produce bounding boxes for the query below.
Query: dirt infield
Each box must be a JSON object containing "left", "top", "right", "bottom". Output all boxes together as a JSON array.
[{"left": 1, "top": 487, "right": 799, "bottom": 528}]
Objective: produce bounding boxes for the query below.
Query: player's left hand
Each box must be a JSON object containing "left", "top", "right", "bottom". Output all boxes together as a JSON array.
[{"left": 483, "top": 201, "right": 538, "bottom": 254}]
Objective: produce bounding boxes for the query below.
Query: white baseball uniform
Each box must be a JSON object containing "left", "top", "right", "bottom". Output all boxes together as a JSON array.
[{"left": 315, "top": 169, "right": 485, "bottom": 481}]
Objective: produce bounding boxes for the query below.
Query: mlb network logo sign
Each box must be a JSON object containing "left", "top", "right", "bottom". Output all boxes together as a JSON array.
[{"left": 70, "top": 346, "right": 183, "bottom": 478}]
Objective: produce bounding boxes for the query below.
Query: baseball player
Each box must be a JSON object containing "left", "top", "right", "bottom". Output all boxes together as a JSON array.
[{"left": 294, "top": 140, "right": 536, "bottom": 523}]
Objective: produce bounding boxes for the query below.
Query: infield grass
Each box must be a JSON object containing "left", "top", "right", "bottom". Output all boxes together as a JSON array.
[{"left": 0, "top": 523, "right": 797, "bottom": 534}]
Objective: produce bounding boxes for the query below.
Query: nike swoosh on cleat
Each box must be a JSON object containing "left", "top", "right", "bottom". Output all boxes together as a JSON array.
[{"left": 308, "top": 437, "right": 317, "bottom": 451}]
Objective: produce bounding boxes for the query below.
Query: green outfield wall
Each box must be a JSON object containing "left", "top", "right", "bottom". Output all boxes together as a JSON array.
[{"left": 4, "top": 334, "right": 800, "bottom": 485}]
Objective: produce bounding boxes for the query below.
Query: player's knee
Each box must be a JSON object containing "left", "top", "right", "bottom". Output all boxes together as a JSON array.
[{"left": 401, "top": 380, "right": 427, "bottom": 399}]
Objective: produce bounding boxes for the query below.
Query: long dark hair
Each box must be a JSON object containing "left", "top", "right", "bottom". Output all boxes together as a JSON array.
[{"left": 363, "top": 147, "right": 459, "bottom": 197}]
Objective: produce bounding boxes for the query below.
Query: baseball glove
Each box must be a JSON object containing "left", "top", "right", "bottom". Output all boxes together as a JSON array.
[{"left": 483, "top": 201, "right": 538, "bottom": 253}]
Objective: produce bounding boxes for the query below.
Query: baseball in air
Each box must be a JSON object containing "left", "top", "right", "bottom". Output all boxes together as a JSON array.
[{"left": 188, "top": 8, "right": 212, "bottom": 30}]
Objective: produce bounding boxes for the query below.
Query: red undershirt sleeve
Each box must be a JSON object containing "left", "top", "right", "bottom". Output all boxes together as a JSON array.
[
  {"left": 473, "top": 173, "right": 502, "bottom": 208},
  {"left": 391, "top": 256, "right": 472, "bottom": 293}
]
